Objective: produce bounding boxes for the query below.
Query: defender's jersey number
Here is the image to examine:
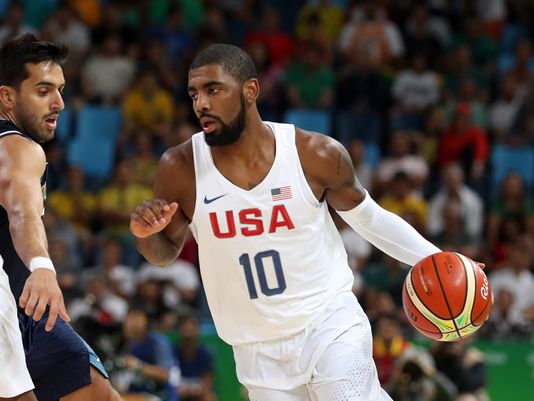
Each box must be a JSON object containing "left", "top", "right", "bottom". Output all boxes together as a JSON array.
[{"left": 239, "top": 250, "right": 286, "bottom": 299}]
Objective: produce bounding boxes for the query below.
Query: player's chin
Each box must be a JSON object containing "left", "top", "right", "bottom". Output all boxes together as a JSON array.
[{"left": 37, "top": 128, "right": 55, "bottom": 143}]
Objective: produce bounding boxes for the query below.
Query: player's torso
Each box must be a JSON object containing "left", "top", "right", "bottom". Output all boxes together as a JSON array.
[
  {"left": 0, "top": 120, "right": 47, "bottom": 299},
  {"left": 189, "top": 122, "right": 354, "bottom": 345}
]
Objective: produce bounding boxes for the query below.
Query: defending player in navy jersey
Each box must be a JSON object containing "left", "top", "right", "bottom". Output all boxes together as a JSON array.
[
  {"left": 0, "top": 34, "right": 120, "bottom": 401},
  {"left": 130, "top": 44, "right": 444, "bottom": 401}
]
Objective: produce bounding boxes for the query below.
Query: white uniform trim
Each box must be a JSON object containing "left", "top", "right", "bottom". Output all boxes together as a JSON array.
[{"left": 0, "top": 255, "right": 34, "bottom": 396}]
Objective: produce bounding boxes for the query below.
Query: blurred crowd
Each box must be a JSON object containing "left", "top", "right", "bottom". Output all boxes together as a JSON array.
[{"left": 3, "top": 0, "right": 534, "bottom": 400}]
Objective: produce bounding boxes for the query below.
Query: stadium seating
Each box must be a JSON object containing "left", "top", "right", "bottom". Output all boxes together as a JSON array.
[
  {"left": 336, "top": 111, "right": 382, "bottom": 144},
  {"left": 490, "top": 144, "right": 534, "bottom": 190},
  {"left": 283, "top": 108, "right": 332, "bottom": 136},
  {"left": 67, "top": 106, "right": 122, "bottom": 183}
]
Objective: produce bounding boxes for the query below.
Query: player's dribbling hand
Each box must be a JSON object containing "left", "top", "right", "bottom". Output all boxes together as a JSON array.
[
  {"left": 130, "top": 199, "right": 179, "bottom": 238},
  {"left": 19, "top": 268, "right": 70, "bottom": 332}
]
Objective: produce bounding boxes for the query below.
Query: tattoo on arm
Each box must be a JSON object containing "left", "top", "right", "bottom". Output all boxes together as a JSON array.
[{"left": 338, "top": 144, "right": 365, "bottom": 199}]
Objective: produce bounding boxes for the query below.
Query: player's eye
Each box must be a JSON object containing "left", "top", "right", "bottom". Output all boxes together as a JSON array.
[
  {"left": 208, "top": 88, "right": 220, "bottom": 95},
  {"left": 38, "top": 90, "right": 48, "bottom": 97}
]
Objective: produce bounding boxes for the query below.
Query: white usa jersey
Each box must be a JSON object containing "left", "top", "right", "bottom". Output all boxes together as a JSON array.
[{"left": 189, "top": 122, "right": 354, "bottom": 345}]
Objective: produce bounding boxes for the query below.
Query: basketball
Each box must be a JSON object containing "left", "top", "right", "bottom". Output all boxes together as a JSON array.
[{"left": 402, "top": 252, "right": 492, "bottom": 342}]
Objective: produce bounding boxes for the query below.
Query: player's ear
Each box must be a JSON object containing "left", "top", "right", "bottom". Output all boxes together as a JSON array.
[
  {"left": 0, "top": 85, "right": 16, "bottom": 109},
  {"left": 243, "top": 78, "right": 259, "bottom": 104}
]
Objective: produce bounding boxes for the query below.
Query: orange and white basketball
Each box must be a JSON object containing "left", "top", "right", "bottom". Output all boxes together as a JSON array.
[{"left": 402, "top": 252, "right": 492, "bottom": 342}]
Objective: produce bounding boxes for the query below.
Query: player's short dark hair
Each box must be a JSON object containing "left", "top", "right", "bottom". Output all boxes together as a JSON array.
[
  {"left": 0, "top": 33, "right": 69, "bottom": 89},
  {"left": 189, "top": 43, "right": 257, "bottom": 84}
]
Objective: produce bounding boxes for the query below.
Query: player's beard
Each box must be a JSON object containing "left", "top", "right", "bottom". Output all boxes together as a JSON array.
[
  {"left": 204, "top": 95, "right": 247, "bottom": 147},
  {"left": 15, "top": 100, "right": 55, "bottom": 143}
]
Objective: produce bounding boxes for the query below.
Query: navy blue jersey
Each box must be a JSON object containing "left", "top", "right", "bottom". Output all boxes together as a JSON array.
[
  {"left": 0, "top": 119, "right": 108, "bottom": 401},
  {"left": 0, "top": 119, "right": 48, "bottom": 300}
]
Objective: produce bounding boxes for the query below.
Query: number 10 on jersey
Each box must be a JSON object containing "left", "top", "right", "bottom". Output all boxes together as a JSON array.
[{"left": 239, "top": 250, "right": 286, "bottom": 299}]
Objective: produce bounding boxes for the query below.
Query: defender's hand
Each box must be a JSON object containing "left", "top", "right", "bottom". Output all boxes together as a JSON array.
[
  {"left": 19, "top": 269, "right": 70, "bottom": 332},
  {"left": 130, "top": 199, "right": 179, "bottom": 238}
]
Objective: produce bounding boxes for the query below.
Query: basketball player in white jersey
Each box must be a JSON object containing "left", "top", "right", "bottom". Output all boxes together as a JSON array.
[{"left": 130, "top": 44, "right": 442, "bottom": 401}]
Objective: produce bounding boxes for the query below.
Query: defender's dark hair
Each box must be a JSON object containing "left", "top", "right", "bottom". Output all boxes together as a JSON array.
[
  {"left": 190, "top": 43, "right": 257, "bottom": 84},
  {"left": 0, "top": 33, "right": 69, "bottom": 88}
]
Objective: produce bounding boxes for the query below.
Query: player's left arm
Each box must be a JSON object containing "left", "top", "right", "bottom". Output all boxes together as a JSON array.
[{"left": 297, "top": 130, "right": 441, "bottom": 266}]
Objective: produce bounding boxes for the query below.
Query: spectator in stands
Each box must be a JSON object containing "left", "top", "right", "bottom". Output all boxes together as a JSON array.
[
  {"left": 376, "top": 130, "right": 429, "bottom": 196},
  {"left": 83, "top": 237, "right": 136, "bottom": 300},
  {"left": 362, "top": 254, "right": 409, "bottom": 308},
  {"left": 81, "top": 33, "right": 136, "bottom": 104},
  {"left": 403, "top": 2, "right": 449, "bottom": 65},
  {"left": 444, "top": 44, "right": 489, "bottom": 99},
  {"left": 389, "top": 346, "right": 457, "bottom": 401},
  {"left": 427, "top": 163, "right": 484, "bottom": 242},
  {"left": 392, "top": 53, "right": 440, "bottom": 114},
  {"left": 48, "top": 234, "right": 83, "bottom": 304},
  {"left": 284, "top": 40, "right": 335, "bottom": 109},
  {"left": 122, "top": 67, "right": 175, "bottom": 143},
  {"left": 339, "top": 0, "right": 404, "bottom": 69},
  {"left": 137, "top": 256, "right": 200, "bottom": 311},
  {"left": 429, "top": 201, "right": 480, "bottom": 260},
  {"left": 498, "top": 39, "right": 534, "bottom": 88},
  {"left": 146, "top": 5, "right": 195, "bottom": 63},
  {"left": 372, "top": 313, "right": 411, "bottom": 391},
  {"left": 48, "top": 165, "right": 97, "bottom": 238},
  {"left": 489, "top": 236, "right": 534, "bottom": 330},
  {"left": 431, "top": 341, "right": 489, "bottom": 400},
  {"left": 486, "top": 172, "right": 534, "bottom": 251},
  {"left": 295, "top": 0, "right": 344, "bottom": 44},
  {"left": 244, "top": 7, "right": 295, "bottom": 67},
  {"left": 379, "top": 171, "right": 429, "bottom": 233},
  {"left": 117, "top": 304, "right": 180, "bottom": 401},
  {"left": 247, "top": 41, "right": 284, "bottom": 121},
  {"left": 97, "top": 159, "right": 152, "bottom": 265},
  {"left": 508, "top": 75, "right": 534, "bottom": 144},
  {"left": 69, "top": 272, "right": 128, "bottom": 324},
  {"left": 91, "top": 2, "right": 140, "bottom": 48},
  {"left": 176, "top": 313, "right": 217, "bottom": 401},
  {"left": 450, "top": 17, "right": 497, "bottom": 68},
  {"left": 443, "top": 77, "right": 489, "bottom": 130},
  {"left": 481, "top": 288, "right": 532, "bottom": 340},
  {"left": 437, "top": 101, "right": 489, "bottom": 185},
  {"left": 42, "top": 208, "right": 83, "bottom": 268},
  {"left": 489, "top": 73, "right": 527, "bottom": 144},
  {"left": 0, "top": 2, "right": 37, "bottom": 44},
  {"left": 41, "top": 3, "right": 90, "bottom": 57},
  {"left": 121, "top": 130, "right": 160, "bottom": 187}
]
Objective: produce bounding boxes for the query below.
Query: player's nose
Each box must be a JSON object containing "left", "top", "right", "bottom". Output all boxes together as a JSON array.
[
  {"left": 194, "top": 93, "right": 211, "bottom": 113},
  {"left": 51, "top": 91, "right": 65, "bottom": 111}
]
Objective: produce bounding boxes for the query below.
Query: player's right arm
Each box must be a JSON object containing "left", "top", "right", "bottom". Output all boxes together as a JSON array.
[
  {"left": 0, "top": 135, "right": 69, "bottom": 331},
  {"left": 130, "top": 144, "right": 193, "bottom": 266}
]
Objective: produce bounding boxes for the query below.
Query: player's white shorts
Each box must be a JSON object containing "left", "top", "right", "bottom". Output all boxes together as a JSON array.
[
  {"left": 233, "top": 291, "right": 393, "bottom": 401},
  {"left": 0, "top": 268, "right": 34, "bottom": 397}
]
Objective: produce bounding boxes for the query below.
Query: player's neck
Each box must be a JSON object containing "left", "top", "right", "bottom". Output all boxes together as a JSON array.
[{"left": 0, "top": 109, "right": 19, "bottom": 129}]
